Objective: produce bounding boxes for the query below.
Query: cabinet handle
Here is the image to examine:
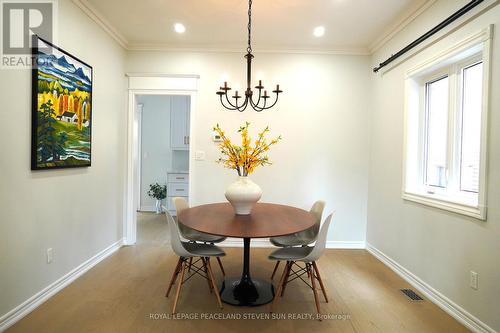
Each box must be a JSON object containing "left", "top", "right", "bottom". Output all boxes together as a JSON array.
[
  {"left": 187, "top": 136, "right": 189, "bottom": 145},
  {"left": 183, "top": 136, "right": 186, "bottom": 145},
  {"left": 176, "top": 177, "right": 184, "bottom": 180},
  {"left": 176, "top": 189, "right": 184, "bottom": 191}
]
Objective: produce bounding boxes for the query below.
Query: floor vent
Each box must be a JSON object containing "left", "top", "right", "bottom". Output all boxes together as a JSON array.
[{"left": 401, "top": 288, "right": 424, "bottom": 301}]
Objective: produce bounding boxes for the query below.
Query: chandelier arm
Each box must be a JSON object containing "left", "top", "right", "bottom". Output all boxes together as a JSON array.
[
  {"left": 224, "top": 92, "right": 239, "bottom": 109},
  {"left": 252, "top": 88, "right": 262, "bottom": 107},
  {"left": 263, "top": 94, "right": 278, "bottom": 110},
  {"left": 247, "top": 90, "right": 269, "bottom": 112},
  {"left": 251, "top": 97, "right": 267, "bottom": 112},
  {"left": 219, "top": 94, "right": 239, "bottom": 111},
  {"left": 263, "top": 93, "right": 280, "bottom": 110},
  {"left": 248, "top": 93, "right": 257, "bottom": 108},
  {"left": 239, "top": 96, "right": 250, "bottom": 112},
  {"left": 256, "top": 98, "right": 267, "bottom": 112},
  {"left": 233, "top": 94, "right": 250, "bottom": 112}
]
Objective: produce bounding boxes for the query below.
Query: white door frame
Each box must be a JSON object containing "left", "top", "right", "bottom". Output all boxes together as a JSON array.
[
  {"left": 136, "top": 103, "right": 143, "bottom": 211},
  {"left": 124, "top": 74, "right": 199, "bottom": 245}
]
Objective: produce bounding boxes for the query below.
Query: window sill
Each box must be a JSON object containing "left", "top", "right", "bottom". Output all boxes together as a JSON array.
[{"left": 402, "top": 191, "right": 486, "bottom": 220}]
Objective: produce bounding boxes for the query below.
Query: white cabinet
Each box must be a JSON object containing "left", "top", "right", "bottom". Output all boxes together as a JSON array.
[
  {"left": 170, "top": 96, "right": 190, "bottom": 151},
  {"left": 166, "top": 172, "right": 189, "bottom": 216}
]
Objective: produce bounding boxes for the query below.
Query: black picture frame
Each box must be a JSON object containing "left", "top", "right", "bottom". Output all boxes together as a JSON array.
[{"left": 31, "top": 35, "right": 93, "bottom": 170}]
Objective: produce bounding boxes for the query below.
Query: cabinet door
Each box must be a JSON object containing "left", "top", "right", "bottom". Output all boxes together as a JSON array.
[
  {"left": 185, "top": 98, "right": 190, "bottom": 148},
  {"left": 170, "top": 96, "right": 190, "bottom": 150}
]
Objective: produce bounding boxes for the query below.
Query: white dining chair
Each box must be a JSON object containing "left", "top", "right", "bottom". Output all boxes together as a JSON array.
[
  {"left": 269, "top": 200, "right": 325, "bottom": 279},
  {"left": 173, "top": 197, "right": 227, "bottom": 276},
  {"left": 269, "top": 213, "right": 333, "bottom": 316},
  {"left": 163, "top": 209, "right": 225, "bottom": 314}
]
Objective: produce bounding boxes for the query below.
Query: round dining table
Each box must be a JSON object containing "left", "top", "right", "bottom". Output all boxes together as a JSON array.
[{"left": 178, "top": 202, "right": 316, "bottom": 306}]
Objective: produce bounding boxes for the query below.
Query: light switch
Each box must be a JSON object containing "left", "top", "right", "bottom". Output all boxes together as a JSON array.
[{"left": 195, "top": 151, "right": 206, "bottom": 161}]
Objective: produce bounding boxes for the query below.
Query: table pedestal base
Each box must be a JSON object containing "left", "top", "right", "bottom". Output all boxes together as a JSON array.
[{"left": 220, "top": 277, "right": 274, "bottom": 306}]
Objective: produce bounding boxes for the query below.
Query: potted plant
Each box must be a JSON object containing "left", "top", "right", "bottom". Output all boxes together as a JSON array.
[
  {"left": 147, "top": 183, "right": 167, "bottom": 214},
  {"left": 213, "top": 122, "right": 281, "bottom": 215}
]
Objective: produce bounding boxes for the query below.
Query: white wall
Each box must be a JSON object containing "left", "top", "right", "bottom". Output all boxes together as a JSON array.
[
  {"left": 127, "top": 51, "right": 372, "bottom": 244},
  {"left": 0, "top": 0, "right": 126, "bottom": 321},
  {"left": 368, "top": 0, "right": 500, "bottom": 331}
]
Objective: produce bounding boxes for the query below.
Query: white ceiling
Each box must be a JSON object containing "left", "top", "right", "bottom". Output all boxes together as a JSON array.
[{"left": 82, "top": 0, "right": 430, "bottom": 53}]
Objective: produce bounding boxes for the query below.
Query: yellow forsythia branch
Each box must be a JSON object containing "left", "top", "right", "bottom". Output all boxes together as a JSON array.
[{"left": 213, "top": 122, "right": 281, "bottom": 176}]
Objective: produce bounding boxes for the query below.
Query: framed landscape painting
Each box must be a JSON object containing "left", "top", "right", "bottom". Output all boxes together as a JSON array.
[{"left": 31, "top": 36, "right": 92, "bottom": 170}]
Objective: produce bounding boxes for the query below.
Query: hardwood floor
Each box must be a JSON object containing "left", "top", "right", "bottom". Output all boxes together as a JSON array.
[{"left": 6, "top": 213, "right": 470, "bottom": 333}]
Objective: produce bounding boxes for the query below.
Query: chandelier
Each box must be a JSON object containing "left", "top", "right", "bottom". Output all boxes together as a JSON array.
[{"left": 216, "top": 0, "right": 282, "bottom": 112}]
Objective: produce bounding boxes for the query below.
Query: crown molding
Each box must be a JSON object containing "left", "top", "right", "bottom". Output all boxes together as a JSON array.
[
  {"left": 72, "top": 0, "right": 128, "bottom": 49},
  {"left": 369, "top": 0, "right": 437, "bottom": 54},
  {"left": 126, "top": 43, "right": 371, "bottom": 56},
  {"left": 125, "top": 73, "right": 200, "bottom": 79}
]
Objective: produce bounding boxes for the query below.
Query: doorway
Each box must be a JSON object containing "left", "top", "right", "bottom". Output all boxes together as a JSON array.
[
  {"left": 125, "top": 74, "right": 198, "bottom": 245},
  {"left": 135, "top": 94, "right": 191, "bottom": 244}
]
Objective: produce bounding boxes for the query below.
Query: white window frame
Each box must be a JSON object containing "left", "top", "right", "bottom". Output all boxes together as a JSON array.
[{"left": 402, "top": 26, "right": 492, "bottom": 220}]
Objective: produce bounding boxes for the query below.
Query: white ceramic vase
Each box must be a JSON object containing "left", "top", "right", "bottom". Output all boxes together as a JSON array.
[
  {"left": 225, "top": 176, "right": 262, "bottom": 215},
  {"left": 155, "top": 199, "right": 162, "bottom": 214}
]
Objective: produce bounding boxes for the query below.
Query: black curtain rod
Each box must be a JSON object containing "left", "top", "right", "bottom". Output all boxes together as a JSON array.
[{"left": 373, "top": 0, "right": 484, "bottom": 73}]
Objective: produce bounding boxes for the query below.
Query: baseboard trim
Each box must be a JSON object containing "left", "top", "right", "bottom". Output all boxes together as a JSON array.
[
  {"left": 219, "top": 238, "right": 365, "bottom": 249},
  {"left": 366, "top": 243, "right": 497, "bottom": 333},
  {"left": 326, "top": 240, "right": 366, "bottom": 249},
  {"left": 0, "top": 238, "right": 124, "bottom": 332}
]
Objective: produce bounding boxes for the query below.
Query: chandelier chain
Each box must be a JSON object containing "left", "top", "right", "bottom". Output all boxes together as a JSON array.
[{"left": 247, "top": 0, "right": 252, "bottom": 54}]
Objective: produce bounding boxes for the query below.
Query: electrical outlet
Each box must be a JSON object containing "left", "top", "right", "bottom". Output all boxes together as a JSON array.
[
  {"left": 46, "top": 248, "right": 53, "bottom": 264},
  {"left": 195, "top": 151, "right": 206, "bottom": 161},
  {"left": 470, "top": 271, "right": 478, "bottom": 290}
]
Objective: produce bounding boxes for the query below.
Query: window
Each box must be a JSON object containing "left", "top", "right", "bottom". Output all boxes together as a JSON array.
[
  {"left": 403, "top": 30, "right": 490, "bottom": 220},
  {"left": 460, "top": 62, "right": 483, "bottom": 193},
  {"left": 424, "top": 76, "right": 449, "bottom": 188}
]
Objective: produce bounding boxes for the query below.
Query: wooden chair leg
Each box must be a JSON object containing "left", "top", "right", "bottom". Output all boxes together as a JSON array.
[
  {"left": 216, "top": 257, "right": 226, "bottom": 277},
  {"left": 270, "top": 261, "right": 280, "bottom": 280},
  {"left": 172, "top": 260, "right": 186, "bottom": 314},
  {"left": 206, "top": 257, "right": 223, "bottom": 309},
  {"left": 308, "top": 263, "right": 321, "bottom": 317},
  {"left": 202, "top": 257, "right": 213, "bottom": 293},
  {"left": 271, "top": 261, "right": 291, "bottom": 313},
  {"left": 165, "top": 257, "right": 183, "bottom": 297},
  {"left": 281, "top": 261, "right": 293, "bottom": 297},
  {"left": 312, "top": 261, "right": 328, "bottom": 303}
]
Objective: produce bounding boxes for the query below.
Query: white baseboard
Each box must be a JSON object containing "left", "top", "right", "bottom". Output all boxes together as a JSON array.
[
  {"left": 219, "top": 238, "right": 365, "bottom": 249},
  {"left": 366, "top": 243, "right": 497, "bottom": 333},
  {"left": 326, "top": 240, "right": 366, "bottom": 249},
  {"left": 0, "top": 238, "right": 124, "bottom": 332}
]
